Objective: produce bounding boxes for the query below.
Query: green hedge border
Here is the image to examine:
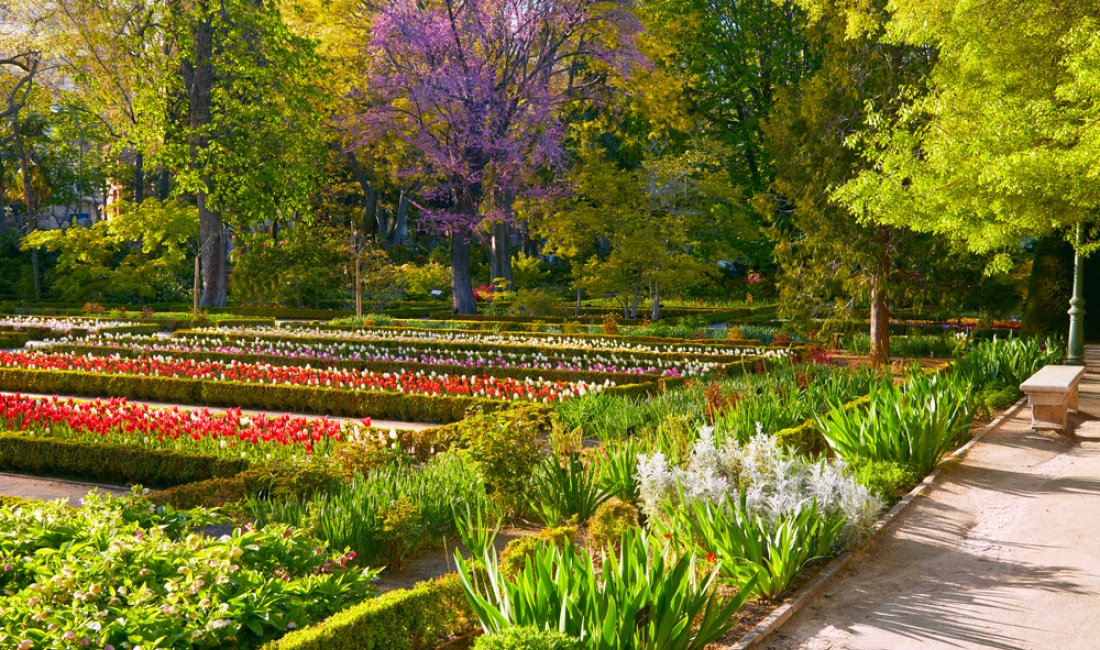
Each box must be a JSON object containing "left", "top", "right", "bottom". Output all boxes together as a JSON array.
[
  {"left": 263, "top": 574, "right": 473, "bottom": 650},
  {"left": 0, "top": 433, "right": 248, "bottom": 487}
]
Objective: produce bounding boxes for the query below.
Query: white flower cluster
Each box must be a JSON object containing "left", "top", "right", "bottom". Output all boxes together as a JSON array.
[
  {"left": 637, "top": 426, "right": 882, "bottom": 546},
  {"left": 215, "top": 324, "right": 780, "bottom": 358}
]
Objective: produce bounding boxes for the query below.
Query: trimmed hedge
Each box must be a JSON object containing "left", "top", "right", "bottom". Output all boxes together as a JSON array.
[
  {"left": 264, "top": 573, "right": 474, "bottom": 650},
  {"left": 215, "top": 317, "right": 277, "bottom": 328},
  {"left": 0, "top": 433, "right": 247, "bottom": 487},
  {"left": 0, "top": 332, "right": 30, "bottom": 348},
  {"left": 0, "top": 367, "right": 502, "bottom": 423}
]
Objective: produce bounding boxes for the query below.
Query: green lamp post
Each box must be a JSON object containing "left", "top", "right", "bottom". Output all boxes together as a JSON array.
[{"left": 1067, "top": 222, "right": 1086, "bottom": 366}]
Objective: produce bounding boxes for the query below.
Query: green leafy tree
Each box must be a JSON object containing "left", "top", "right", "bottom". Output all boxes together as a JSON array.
[
  {"left": 758, "top": 0, "right": 934, "bottom": 363},
  {"left": 835, "top": 2, "right": 1100, "bottom": 265},
  {"left": 23, "top": 199, "right": 196, "bottom": 302}
]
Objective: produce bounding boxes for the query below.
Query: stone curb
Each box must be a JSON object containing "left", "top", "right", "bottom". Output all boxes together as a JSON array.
[{"left": 726, "top": 397, "right": 1028, "bottom": 650}]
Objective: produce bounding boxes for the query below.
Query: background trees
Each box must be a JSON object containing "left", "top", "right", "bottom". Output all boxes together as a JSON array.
[{"left": 0, "top": 0, "right": 1085, "bottom": 353}]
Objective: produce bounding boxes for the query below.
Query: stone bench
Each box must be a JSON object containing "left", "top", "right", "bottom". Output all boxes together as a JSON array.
[{"left": 1020, "top": 365, "right": 1087, "bottom": 431}]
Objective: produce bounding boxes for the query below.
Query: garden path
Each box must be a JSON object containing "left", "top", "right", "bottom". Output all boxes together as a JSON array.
[
  {"left": 0, "top": 389, "right": 436, "bottom": 431},
  {"left": 759, "top": 344, "right": 1100, "bottom": 650},
  {"left": 0, "top": 472, "right": 129, "bottom": 504}
]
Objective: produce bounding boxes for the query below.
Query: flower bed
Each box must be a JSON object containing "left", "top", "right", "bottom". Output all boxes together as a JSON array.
[
  {"left": 0, "top": 350, "right": 606, "bottom": 402},
  {"left": 0, "top": 495, "right": 376, "bottom": 649},
  {"left": 55, "top": 332, "right": 718, "bottom": 378},
  {"left": 0, "top": 394, "right": 359, "bottom": 461},
  {"left": 188, "top": 325, "right": 784, "bottom": 360}
]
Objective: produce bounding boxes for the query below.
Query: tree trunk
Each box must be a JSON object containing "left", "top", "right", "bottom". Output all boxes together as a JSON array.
[
  {"left": 630, "top": 284, "right": 641, "bottom": 319},
  {"left": 30, "top": 248, "right": 40, "bottom": 302},
  {"left": 451, "top": 235, "right": 477, "bottom": 314},
  {"left": 651, "top": 281, "right": 660, "bottom": 321},
  {"left": 869, "top": 227, "right": 892, "bottom": 365},
  {"left": 157, "top": 165, "right": 170, "bottom": 201},
  {"left": 576, "top": 287, "right": 582, "bottom": 316},
  {"left": 134, "top": 150, "right": 144, "bottom": 204},
  {"left": 198, "top": 196, "right": 227, "bottom": 306},
  {"left": 355, "top": 253, "right": 362, "bottom": 318},
  {"left": 393, "top": 189, "right": 410, "bottom": 246},
  {"left": 490, "top": 221, "right": 513, "bottom": 288},
  {"left": 186, "top": 11, "right": 226, "bottom": 307}
]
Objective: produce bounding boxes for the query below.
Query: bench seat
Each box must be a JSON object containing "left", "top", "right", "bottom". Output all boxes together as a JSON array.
[{"left": 1020, "top": 364, "right": 1086, "bottom": 431}]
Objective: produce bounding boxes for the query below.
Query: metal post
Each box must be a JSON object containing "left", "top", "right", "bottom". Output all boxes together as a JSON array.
[{"left": 1067, "top": 222, "right": 1086, "bottom": 365}]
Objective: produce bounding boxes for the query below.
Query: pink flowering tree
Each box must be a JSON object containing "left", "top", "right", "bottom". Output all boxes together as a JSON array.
[{"left": 356, "top": 0, "right": 641, "bottom": 313}]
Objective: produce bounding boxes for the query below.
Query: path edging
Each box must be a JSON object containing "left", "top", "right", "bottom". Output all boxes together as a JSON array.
[{"left": 726, "top": 397, "right": 1028, "bottom": 650}]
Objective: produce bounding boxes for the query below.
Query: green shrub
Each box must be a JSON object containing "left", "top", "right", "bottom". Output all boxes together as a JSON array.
[
  {"left": 263, "top": 573, "right": 473, "bottom": 650},
  {"left": 455, "top": 406, "right": 549, "bottom": 517},
  {"left": 474, "top": 626, "right": 583, "bottom": 650},
  {"left": 0, "top": 433, "right": 247, "bottom": 487},
  {"left": 847, "top": 458, "right": 922, "bottom": 501},
  {"left": 587, "top": 499, "right": 638, "bottom": 549},
  {"left": 499, "top": 527, "right": 576, "bottom": 579}
]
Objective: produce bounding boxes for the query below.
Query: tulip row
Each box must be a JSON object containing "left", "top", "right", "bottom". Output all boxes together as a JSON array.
[
  {"left": 0, "top": 350, "right": 608, "bottom": 402},
  {"left": 0, "top": 316, "right": 135, "bottom": 334},
  {"left": 66, "top": 332, "right": 717, "bottom": 377},
  {"left": 203, "top": 325, "right": 782, "bottom": 358},
  {"left": 0, "top": 393, "right": 367, "bottom": 460}
]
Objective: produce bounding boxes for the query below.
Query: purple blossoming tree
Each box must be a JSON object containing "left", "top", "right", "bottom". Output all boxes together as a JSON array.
[{"left": 356, "top": 0, "right": 641, "bottom": 313}]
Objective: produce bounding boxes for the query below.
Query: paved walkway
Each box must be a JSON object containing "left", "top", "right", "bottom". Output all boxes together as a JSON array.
[
  {"left": 0, "top": 472, "right": 129, "bottom": 504},
  {"left": 763, "top": 345, "right": 1100, "bottom": 650},
  {"left": 0, "top": 390, "right": 434, "bottom": 431}
]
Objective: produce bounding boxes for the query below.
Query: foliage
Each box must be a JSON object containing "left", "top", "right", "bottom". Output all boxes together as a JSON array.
[
  {"left": 816, "top": 373, "right": 974, "bottom": 476},
  {"left": 246, "top": 451, "right": 488, "bottom": 568},
  {"left": 658, "top": 493, "right": 844, "bottom": 600},
  {"left": 835, "top": 1, "right": 1100, "bottom": 263},
  {"left": 455, "top": 406, "right": 550, "bottom": 517},
  {"left": 587, "top": 499, "right": 638, "bottom": 549},
  {"left": 0, "top": 431, "right": 247, "bottom": 487},
  {"left": 0, "top": 494, "right": 375, "bottom": 649},
  {"left": 230, "top": 226, "right": 347, "bottom": 308},
  {"left": 456, "top": 529, "right": 753, "bottom": 649},
  {"left": 263, "top": 573, "right": 474, "bottom": 650},
  {"left": 846, "top": 458, "right": 921, "bottom": 501},
  {"left": 636, "top": 428, "right": 881, "bottom": 546},
  {"left": 474, "top": 626, "right": 583, "bottom": 650},
  {"left": 532, "top": 452, "right": 611, "bottom": 526},
  {"left": 23, "top": 200, "right": 196, "bottom": 303},
  {"left": 397, "top": 261, "right": 450, "bottom": 298},
  {"left": 454, "top": 500, "right": 504, "bottom": 560}
]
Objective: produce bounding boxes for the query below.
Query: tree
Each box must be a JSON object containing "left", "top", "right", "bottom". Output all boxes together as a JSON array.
[
  {"left": 643, "top": 0, "right": 811, "bottom": 191},
  {"left": 167, "top": 0, "right": 326, "bottom": 307},
  {"left": 23, "top": 199, "right": 197, "bottom": 302},
  {"left": 758, "top": 0, "right": 933, "bottom": 363},
  {"left": 835, "top": 2, "right": 1100, "bottom": 264},
  {"left": 355, "top": 0, "right": 642, "bottom": 313}
]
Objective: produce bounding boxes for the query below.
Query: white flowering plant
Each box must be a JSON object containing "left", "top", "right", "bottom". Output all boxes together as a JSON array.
[{"left": 637, "top": 427, "right": 882, "bottom": 598}]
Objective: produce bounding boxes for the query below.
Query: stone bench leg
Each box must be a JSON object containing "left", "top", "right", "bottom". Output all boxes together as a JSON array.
[
  {"left": 1069, "top": 386, "right": 1079, "bottom": 413},
  {"left": 1031, "top": 400, "right": 1070, "bottom": 431}
]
